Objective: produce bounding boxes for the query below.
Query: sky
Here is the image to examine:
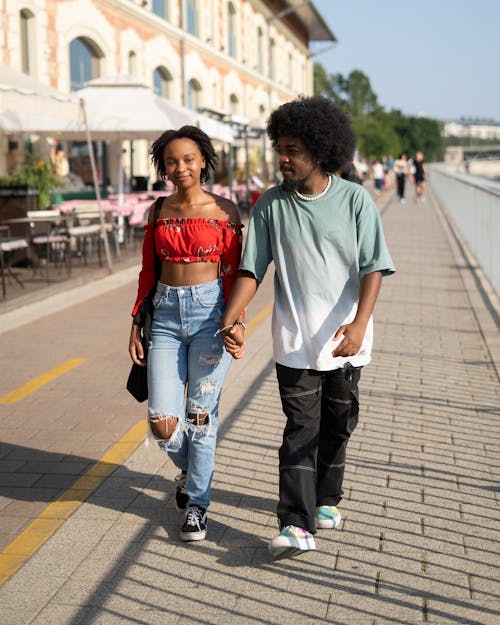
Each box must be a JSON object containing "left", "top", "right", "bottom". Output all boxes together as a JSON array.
[{"left": 310, "top": 0, "right": 500, "bottom": 122}]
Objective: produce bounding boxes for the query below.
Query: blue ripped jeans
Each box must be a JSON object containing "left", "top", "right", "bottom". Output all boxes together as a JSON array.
[{"left": 147, "top": 279, "right": 231, "bottom": 510}]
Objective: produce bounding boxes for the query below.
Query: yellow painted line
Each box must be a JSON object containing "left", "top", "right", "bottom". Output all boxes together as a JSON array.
[
  {"left": 246, "top": 300, "right": 273, "bottom": 335},
  {"left": 0, "top": 303, "right": 274, "bottom": 587},
  {"left": 0, "top": 358, "right": 87, "bottom": 404},
  {"left": 0, "top": 419, "right": 146, "bottom": 587}
]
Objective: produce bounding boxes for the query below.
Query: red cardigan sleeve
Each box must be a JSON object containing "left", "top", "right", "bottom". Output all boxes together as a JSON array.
[
  {"left": 220, "top": 223, "right": 243, "bottom": 304},
  {"left": 131, "top": 223, "right": 157, "bottom": 318}
]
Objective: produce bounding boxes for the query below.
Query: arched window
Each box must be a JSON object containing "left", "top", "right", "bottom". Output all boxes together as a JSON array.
[
  {"left": 128, "top": 51, "right": 137, "bottom": 76},
  {"left": 256, "top": 27, "right": 264, "bottom": 73},
  {"left": 153, "top": 66, "right": 172, "bottom": 98},
  {"left": 186, "top": 78, "right": 201, "bottom": 110},
  {"left": 269, "top": 38, "right": 275, "bottom": 80},
  {"left": 152, "top": 0, "right": 167, "bottom": 19},
  {"left": 20, "top": 8, "right": 35, "bottom": 75},
  {"left": 69, "top": 37, "right": 103, "bottom": 91},
  {"left": 227, "top": 3, "right": 236, "bottom": 58},
  {"left": 186, "top": 0, "right": 197, "bottom": 36},
  {"left": 229, "top": 93, "right": 239, "bottom": 115}
]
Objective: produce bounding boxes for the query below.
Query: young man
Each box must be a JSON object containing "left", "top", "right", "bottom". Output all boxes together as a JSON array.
[{"left": 221, "top": 96, "right": 396, "bottom": 560}]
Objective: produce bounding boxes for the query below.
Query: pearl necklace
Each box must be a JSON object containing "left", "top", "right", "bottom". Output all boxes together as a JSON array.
[{"left": 294, "top": 175, "right": 332, "bottom": 202}]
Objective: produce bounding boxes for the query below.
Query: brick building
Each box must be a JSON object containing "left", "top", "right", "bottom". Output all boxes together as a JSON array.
[{"left": 1, "top": 0, "right": 334, "bottom": 188}]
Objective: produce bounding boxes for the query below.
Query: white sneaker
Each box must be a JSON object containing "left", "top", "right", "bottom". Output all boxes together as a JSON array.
[
  {"left": 268, "top": 525, "right": 316, "bottom": 560},
  {"left": 316, "top": 505, "right": 342, "bottom": 529}
]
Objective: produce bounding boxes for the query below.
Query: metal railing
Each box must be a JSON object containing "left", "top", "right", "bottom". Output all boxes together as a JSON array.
[{"left": 429, "top": 165, "right": 500, "bottom": 298}]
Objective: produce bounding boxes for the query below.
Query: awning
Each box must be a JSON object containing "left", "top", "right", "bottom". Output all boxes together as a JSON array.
[{"left": 0, "top": 66, "right": 79, "bottom": 134}]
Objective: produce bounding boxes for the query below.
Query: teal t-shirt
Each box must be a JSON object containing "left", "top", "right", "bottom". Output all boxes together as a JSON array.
[{"left": 240, "top": 176, "right": 396, "bottom": 370}]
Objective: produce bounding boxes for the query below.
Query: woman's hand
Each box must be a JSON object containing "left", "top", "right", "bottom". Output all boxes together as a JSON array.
[
  {"left": 222, "top": 324, "right": 246, "bottom": 359},
  {"left": 129, "top": 324, "right": 146, "bottom": 365}
]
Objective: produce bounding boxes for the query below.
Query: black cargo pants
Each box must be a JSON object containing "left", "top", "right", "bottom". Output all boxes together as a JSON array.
[{"left": 275, "top": 362, "right": 361, "bottom": 533}]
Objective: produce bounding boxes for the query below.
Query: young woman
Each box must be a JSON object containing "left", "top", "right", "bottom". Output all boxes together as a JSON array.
[{"left": 129, "top": 126, "right": 244, "bottom": 542}]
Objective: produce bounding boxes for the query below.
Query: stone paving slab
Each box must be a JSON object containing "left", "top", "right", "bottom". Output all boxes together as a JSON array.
[{"left": 0, "top": 186, "right": 499, "bottom": 624}]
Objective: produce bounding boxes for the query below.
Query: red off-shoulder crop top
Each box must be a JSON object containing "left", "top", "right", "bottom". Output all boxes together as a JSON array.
[{"left": 131, "top": 217, "right": 243, "bottom": 317}]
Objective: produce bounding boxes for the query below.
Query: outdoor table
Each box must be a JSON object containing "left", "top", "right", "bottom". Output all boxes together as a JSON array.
[{"left": 0, "top": 236, "right": 29, "bottom": 297}]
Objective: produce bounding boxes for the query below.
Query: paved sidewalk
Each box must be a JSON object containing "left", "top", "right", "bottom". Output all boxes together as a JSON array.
[{"left": 0, "top": 186, "right": 499, "bottom": 624}]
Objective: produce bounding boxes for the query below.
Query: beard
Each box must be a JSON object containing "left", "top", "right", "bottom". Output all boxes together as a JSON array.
[{"left": 281, "top": 175, "right": 307, "bottom": 193}]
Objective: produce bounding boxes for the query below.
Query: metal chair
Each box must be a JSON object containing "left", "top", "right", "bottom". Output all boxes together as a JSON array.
[
  {"left": 26, "top": 210, "right": 71, "bottom": 281},
  {"left": 68, "top": 204, "right": 120, "bottom": 265},
  {"left": 0, "top": 226, "right": 29, "bottom": 298}
]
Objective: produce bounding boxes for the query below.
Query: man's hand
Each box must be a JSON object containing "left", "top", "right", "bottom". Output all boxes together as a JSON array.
[
  {"left": 332, "top": 321, "right": 365, "bottom": 357},
  {"left": 332, "top": 271, "right": 382, "bottom": 358}
]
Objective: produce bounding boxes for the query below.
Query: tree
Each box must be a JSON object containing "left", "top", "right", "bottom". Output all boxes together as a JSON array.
[
  {"left": 313, "top": 62, "right": 443, "bottom": 161},
  {"left": 385, "top": 110, "right": 444, "bottom": 160},
  {"left": 343, "top": 70, "right": 381, "bottom": 118},
  {"left": 314, "top": 67, "right": 381, "bottom": 118},
  {"left": 313, "top": 63, "right": 342, "bottom": 106},
  {"left": 355, "top": 116, "right": 401, "bottom": 159}
]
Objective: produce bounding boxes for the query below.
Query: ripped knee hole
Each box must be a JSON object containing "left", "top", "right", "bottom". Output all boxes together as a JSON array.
[
  {"left": 187, "top": 412, "right": 209, "bottom": 426},
  {"left": 149, "top": 415, "right": 179, "bottom": 439}
]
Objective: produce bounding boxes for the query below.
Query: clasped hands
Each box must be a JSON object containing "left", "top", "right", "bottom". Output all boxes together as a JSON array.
[
  {"left": 221, "top": 324, "right": 246, "bottom": 359},
  {"left": 222, "top": 320, "right": 365, "bottom": 360}
]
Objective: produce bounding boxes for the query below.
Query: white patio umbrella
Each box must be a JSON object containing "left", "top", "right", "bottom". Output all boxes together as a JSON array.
[
  {"left": 0, "top": 66, "right": 79, "bottom": 134},
  {"left": 70, "top": 75, "right": 198, "bottom": 139},
  {"left": 68, "top": 75, "right": 233, "bottom": 142}
]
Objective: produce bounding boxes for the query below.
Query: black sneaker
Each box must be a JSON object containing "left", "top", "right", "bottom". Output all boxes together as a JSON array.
[
  {"left": 180, "top": 504, "right": 207, "bottom": 541},
  {"left": 175, "top": 471, "right": 188, "bottom": 510}
]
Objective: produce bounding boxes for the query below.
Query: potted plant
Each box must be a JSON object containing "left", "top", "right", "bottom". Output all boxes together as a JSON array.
[{"left": 0, "top": 158, "right": 61, "bottom": 209}]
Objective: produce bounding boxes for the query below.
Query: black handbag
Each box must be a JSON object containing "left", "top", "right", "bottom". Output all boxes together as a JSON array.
[
  {"left": 126, "top": 359, "right": 148, "bottom": 403},
  {"left": 126, "top": 198, "right": 163, "bottom": 402}
]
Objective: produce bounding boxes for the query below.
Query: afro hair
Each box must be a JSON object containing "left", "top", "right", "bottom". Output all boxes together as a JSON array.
[
  {"left": 150, "top": 125, "right": 217, "bottom": 184},
  {"left": 266, "top": 96, "right": 356, "bottom": 174}
]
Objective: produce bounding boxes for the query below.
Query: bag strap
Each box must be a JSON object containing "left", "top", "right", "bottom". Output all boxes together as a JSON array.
[{"left": 152, "top": 197, "right": 163, "bottom": 281}]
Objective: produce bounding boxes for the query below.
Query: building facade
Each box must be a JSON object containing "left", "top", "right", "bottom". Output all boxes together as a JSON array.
[
  {"left": 443, "top": 119, "right": 500, "bottom": 141},
  {"left": 1, "top": 0, "right": 334, "bottom": 187}
]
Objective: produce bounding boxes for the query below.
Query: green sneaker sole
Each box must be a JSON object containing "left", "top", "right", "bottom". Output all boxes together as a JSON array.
[{"left": 269, "top": 546, "right": 309, "bottom": 561}]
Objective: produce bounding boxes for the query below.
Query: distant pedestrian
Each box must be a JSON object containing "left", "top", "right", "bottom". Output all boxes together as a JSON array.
[
  {"left": 373, "top": 159, "right": 384, "bottom": 193},
  {"left": 129, "top": 125, "right": 244, "bottom": 543},
  {"left": 382, "top": 155, "right": 392, "bottom": 189},
  {"left": 220, "top": 96, "right": 396, "bottom": 560},
  {"left": 413, "top": 151, "right": 427, "bottom": 201},
  {"left": 358, "top": 157, "right": 369, "bottom": 182},
  {"left": 393, "top": 153, "right": 409, "bottom": 203}
]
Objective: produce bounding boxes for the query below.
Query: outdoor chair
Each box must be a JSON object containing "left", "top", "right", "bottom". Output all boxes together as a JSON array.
[
  {"left": 0, "top": 225, "right": 29, "bottom": 298},
  {"left": 67, "top": 204, "right": 120, "bottom": 266},
  {"left": 26, "top": 210, "right": 71, "bottom": 281}
]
